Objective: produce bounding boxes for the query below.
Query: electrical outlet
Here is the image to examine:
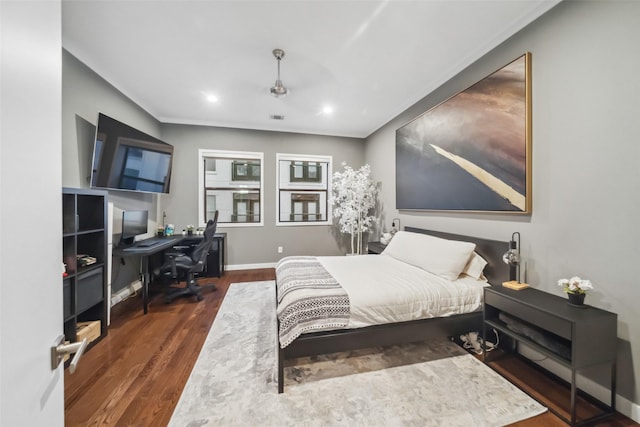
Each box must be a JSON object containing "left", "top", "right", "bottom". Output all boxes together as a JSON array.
[{"left": 277, "top": 246, "right": 283, "bottom": 253}]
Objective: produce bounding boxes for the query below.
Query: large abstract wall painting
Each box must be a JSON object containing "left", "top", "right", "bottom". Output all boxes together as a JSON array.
[{"left": 396, "top": 53, "right": 531, "bottom": 214}]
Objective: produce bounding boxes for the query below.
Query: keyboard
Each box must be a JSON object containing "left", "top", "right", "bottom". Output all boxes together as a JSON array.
[{"left": 136, "top": 238, "right": 164, "bottom": 248}]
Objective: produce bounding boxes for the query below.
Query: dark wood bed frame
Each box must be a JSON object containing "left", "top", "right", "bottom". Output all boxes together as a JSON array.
[{"left": 276, "top": 227, "right": 510, "bottom": 393}]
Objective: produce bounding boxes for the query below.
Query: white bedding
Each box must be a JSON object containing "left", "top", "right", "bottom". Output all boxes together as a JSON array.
[{"left": 317, "top": 253, "right": 489, "bottom": 329}]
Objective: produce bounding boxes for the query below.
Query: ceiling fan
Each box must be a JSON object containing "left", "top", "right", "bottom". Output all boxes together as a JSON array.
[{"left": 270, "top": 48, "right": 288, "bottom": 98}]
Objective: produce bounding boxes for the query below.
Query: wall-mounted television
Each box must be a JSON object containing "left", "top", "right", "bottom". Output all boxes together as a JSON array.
[{"left": 90, "top": 113, "right": 173, "bottom": 194}]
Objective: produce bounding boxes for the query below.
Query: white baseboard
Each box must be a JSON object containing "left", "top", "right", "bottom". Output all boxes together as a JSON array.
[
  {"left": 617, "top": 395, "right": 640, "bottom": 423},
  {"left": 577, "top": 368, "right": 640, "bottom": 422},
  {"left": 225, "top": 262, "right": 276, "bottom": 271},
  {"left": 109, "top": 263, "right": 274, "bottom": 307},
  {"left": 110, "top": 279, "right": 142, "bottom": 307}
]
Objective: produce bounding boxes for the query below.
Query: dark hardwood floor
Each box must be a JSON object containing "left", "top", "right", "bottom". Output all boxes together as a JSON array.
[
  {"left": 488, "top": 354, "right": 636, "bottom": 426},
  {"left": 64, "top": 269, "right": 636, "bottom": 426},
  {"left": 64, "top": 269, "right": 274, "bottom": 426}
]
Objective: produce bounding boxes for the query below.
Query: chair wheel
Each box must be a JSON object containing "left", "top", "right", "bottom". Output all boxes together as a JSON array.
[{"left": 196, "top": 294, "right": 203, "bottom": 301}]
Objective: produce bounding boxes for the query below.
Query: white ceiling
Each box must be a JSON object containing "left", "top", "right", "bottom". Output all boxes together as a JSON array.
[{"left": 62, "top": 0, "right": 560, "bottom": 138}]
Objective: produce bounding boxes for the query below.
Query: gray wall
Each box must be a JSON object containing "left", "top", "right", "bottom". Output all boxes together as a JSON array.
[
  {"left": 62, "top": 50, "right": 164, "bottom": 292},
  {"left": 160, "top": 124, "right": 364, "bottom": 265},
  {"left": 365, "top": 0, "right": 640, "bottom": 409},
  {"left": 62, "top": 49, "right": 162, "bottom": 222},
  {"left": 62, "top": 50, "right": 161, "bottom": 194}
]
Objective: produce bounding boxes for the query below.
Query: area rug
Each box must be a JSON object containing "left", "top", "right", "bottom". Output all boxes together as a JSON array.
[{"left": 170, "top": 281, "right": 547, "bottom": 426}]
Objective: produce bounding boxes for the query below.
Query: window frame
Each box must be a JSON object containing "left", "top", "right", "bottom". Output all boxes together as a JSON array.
[
  {"left": 232, "top": 160, "right": 261, "bottom": 181},
  {"left": 232, "top": 192, "right": 260, "bottom": 223},
  {"left": 276, "top": 153, "right": 332, "bottom": 226},
  {"left": 289, "top": 193, "right": 321, "bottom": 221},
  {"left": 289, "top": 161, "right": 322, "bottom": 183},
  {"left": 198, "top": 149, "right": 264, "bottom": 228}
]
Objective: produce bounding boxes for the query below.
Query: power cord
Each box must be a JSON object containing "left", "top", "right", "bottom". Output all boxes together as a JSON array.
[
  {"left": 459, "top": 329, "right": 500, "bottom": 354},
  {"left": 489, "top": 328, "right": 499, "bottom": 350}
]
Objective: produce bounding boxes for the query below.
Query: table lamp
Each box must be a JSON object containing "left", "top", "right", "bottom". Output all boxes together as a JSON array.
[{"left": 502, "top": 232, "right": 529, "bottom": 290}]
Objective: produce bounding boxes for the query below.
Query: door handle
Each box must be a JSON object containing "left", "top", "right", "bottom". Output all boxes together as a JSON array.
[{"left": 51, "top": 334, "right": 88, "bottom": 374}]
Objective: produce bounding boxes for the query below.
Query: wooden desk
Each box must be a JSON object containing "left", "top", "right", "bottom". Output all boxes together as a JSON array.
[
  {"left": 113, "top": 233, "right": 225, "bottom": 314},
  {"left": 114, "top": 237, "right": 183, "bottom": 314}
]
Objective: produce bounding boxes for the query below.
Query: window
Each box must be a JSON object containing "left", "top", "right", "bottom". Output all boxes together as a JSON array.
[
  {"left": 277, "top": 153, "right": 332, "bottom": 226},
  {"left": 205, "top": 192, "right": 217, "bottom": 222},
  {"left": 290, "top": 161, "right": 321, "bottom": 182},
  {"left": 232, "top": 160, "right": 261, "bottom": 181},
  {"left": 199, "top": 150, "right": 263, "bottom": 226},
  {"left": 290, "top": 193, "right": 320, "bottom": 221},
  {"left": 233, "top": 192, "right": 260, "bottom": 223}
]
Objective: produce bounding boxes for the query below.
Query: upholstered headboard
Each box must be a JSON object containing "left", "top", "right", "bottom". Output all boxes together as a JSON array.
[{"left": 404, "top": 226, "right": 509, "bottom": 286}]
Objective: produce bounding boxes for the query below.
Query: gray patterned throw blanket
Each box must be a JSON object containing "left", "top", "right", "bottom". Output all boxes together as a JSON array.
[{"left": 276, "top": 256, "right": 350, "bottom": 348}]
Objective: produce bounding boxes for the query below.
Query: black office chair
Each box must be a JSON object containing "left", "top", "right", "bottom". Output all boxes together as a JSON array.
[{"left": 156, "top": 212, "right": 218, "bottom": 303}]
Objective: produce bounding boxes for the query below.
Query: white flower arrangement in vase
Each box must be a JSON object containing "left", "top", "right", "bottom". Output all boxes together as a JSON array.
[
  {"left": 331, "top": 163, "right": 378, "bottom": 255},
  {"left": 557, "top": 276, "right": 593, "bottom": 294},
  {"left": 558, "top": 276, "right": 593, "bottom": 306}
]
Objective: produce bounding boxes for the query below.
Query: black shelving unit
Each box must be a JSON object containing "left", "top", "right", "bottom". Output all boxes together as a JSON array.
[{"left": 62, "top": 187, "right": 108, "bottom": 353}]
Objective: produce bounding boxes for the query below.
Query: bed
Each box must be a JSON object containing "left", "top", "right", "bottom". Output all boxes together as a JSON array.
[{"left": 275, "top": 227, "right": 509, "bottom": 393}]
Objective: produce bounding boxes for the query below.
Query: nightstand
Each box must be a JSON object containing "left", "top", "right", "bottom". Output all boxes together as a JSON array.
[
  {"left": 367, "top": 241, "right": 387, "bottom": 254},
  {"left": 483, "top": 286, "right": 617, "bottom": 426}
]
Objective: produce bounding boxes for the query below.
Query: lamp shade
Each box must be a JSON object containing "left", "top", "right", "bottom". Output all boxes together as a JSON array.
[
  {"left": 501, "top": 232, "right": 528, "bottom": 289},
  {"left": 502, "top": 243, "right": 520, "bottom": 266}
]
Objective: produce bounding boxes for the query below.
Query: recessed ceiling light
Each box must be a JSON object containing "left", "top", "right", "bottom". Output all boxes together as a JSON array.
[
  {"left": 206, "top": 94, "right": 219, "bottom": 103},
  {"left": 322, "top": 106, "right": 334, "bottom": 115}
]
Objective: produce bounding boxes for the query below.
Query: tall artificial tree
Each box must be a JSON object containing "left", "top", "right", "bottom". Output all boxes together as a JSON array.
[{"left": 331, "top": 163, "right": 378, "bottom": 254}]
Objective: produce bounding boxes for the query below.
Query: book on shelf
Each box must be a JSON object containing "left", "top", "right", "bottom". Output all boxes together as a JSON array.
[{"left": 76, "top": 254, "right": 97, "bottom": 267}]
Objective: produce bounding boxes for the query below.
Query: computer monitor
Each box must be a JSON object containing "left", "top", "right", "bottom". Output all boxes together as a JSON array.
[{"left": 120, "top": 210, "right": 148, "bottom": 246}]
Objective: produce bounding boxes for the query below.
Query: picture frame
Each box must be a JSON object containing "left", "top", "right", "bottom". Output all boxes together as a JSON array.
[{"left": 396, "top": 53, "right": 532, "bottom": 214}]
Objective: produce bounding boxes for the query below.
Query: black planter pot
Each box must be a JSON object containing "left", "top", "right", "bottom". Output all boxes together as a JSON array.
[{"left": 567, "top": 292, "right": 586, "bottom": 306}]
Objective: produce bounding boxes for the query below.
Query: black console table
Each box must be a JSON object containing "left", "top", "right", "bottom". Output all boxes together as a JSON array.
[
  {"left": 483, "top": 286, "right": 617, "bottom": 426},
  {"left": 367, "top": 241, "right": 387, "bottom": 254}
]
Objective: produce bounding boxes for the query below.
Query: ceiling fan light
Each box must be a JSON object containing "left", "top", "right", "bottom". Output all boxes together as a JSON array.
[{"left": 270, "top": 79, "right": 288, "bottom": 97}]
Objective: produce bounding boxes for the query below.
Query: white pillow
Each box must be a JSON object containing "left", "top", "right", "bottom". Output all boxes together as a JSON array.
[
  {"left": 461, "top": 251, "right": 488, "bottom": 280},
  {"left": 382, "top": 231, "right": 476, "bottom": 280}
]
